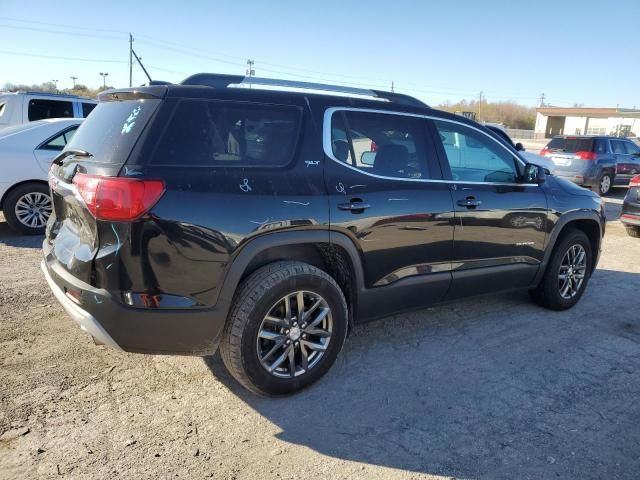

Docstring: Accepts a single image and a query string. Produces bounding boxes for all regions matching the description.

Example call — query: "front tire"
[3,182,52,235]
[530,229,593,310]
[220,261,348,396]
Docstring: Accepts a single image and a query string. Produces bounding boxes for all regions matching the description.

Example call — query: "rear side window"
[151,100,301,167]
[82,102,97,117]
[546,137,594,153]
[28,99,74,121]
[65,99,160,164]
[610,140,626,154]
[39,127,79,151]
[329,110,430,179]
[594,139,608,154]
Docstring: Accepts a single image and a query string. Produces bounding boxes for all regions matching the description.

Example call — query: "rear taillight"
[539,148,551,156]
[370,141,378,152]
[630,175,640,187]
[73,174,165,221]
[575,151,596,160]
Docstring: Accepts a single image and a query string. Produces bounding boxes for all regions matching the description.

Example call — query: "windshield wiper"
[52,149,94,166]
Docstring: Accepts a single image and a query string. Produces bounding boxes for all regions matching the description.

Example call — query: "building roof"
[537,106,640,117]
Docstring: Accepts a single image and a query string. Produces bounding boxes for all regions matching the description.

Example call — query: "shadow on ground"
[0,219,43,249]
[204,269,640,479]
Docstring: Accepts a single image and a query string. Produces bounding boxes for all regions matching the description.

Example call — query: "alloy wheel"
[256,290,333,378]
[558,244,587,300]
[600,175,611,195]
[14,192,52,229]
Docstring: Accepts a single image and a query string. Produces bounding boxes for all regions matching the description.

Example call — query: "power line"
[0,16,130,34]
[0,23,123,40]
[0,49,127,64]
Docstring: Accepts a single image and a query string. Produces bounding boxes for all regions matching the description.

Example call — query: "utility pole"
[99,72,109,88]
[478,91,483,121]
[129,33,133,87]
[246,59,255,77]
[539,93,546,107]
[391,81,395,93]
[51,79,58,92]
[70,76,78,88]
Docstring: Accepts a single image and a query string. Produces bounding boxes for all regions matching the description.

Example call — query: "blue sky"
[0,0,638,107]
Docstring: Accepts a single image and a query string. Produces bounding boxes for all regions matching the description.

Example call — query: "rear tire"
[592,172,613,196]
[530,229,593,310]
[3,182,52,235]
[220,261,348,396]
[626,225,640,238]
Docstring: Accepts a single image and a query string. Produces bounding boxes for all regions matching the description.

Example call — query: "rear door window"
[28,99,74,121]
[611,140,626,154]
[65,99,160,164]
[329,110,431,179]
[151,100,301,167]
[546,137,594,153]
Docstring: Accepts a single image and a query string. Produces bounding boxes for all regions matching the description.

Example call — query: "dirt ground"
[1,190,639,480]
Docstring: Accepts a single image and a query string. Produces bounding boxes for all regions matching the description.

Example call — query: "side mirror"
[524,163,545,184]
[515,142,526,152]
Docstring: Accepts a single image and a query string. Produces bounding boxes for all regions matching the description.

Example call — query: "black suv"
[42,74,605,395]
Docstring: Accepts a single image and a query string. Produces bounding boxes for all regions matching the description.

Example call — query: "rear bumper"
[555,173,595,187]
[614,174,634,186]
[41,258,226,355]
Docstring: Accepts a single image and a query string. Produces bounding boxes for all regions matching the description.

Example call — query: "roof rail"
[180,73,428,108]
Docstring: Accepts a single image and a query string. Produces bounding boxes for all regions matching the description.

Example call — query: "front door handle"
[338,198,371,213]
[457,196,482,208]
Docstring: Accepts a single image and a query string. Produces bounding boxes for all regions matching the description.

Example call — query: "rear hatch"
[540,137,595,173]
[44,89,164,283]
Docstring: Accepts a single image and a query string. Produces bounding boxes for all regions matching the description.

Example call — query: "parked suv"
[540,135,640,195]
[0,91,96,129]
[42,74,605,395]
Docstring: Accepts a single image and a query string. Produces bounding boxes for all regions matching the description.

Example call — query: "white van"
[0,92,97,129]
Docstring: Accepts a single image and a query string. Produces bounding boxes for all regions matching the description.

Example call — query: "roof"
[537,106,640,117]
[0,91,96,101]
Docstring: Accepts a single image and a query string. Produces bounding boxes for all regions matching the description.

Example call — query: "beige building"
[534,106,640,139]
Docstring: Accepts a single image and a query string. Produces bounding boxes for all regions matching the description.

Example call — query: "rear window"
[65,99,160,164]
[546,137,594,153]
[150,100,301,167]
[28,99,74,121]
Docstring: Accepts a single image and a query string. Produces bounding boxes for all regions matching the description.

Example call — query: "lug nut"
[293,322,298,327]
[286,339,291,345]
[285,329,290,334]
[295,341,299,347]
[302,334,307,339]
[301,323,306,329]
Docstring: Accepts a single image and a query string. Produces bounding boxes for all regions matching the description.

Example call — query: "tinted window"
[65,99,160,164]
[82,102,97,117]
[546,137,594,153]
[611,140,626,154]
[151,100,301,167]
[594,139,608,154]
[434,120,518,183]
[28,99,73,121]
[331,111,430,179]
[623,141,640,155]
[39,127,78,151]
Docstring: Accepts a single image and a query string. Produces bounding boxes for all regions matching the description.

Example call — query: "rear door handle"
[338,199,371,212]
[457,197,482,208]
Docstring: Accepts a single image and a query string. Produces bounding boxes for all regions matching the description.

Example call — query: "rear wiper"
[52,149,94,165]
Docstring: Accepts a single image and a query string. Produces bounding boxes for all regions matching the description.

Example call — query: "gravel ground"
[1,190,638,480]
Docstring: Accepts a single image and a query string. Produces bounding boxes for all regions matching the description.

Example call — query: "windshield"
[65,99,160,164]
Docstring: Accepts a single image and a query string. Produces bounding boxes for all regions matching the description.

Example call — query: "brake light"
[73,174,165,221]
[370,141,378,152]
[630,175,640,187]
[540,148,551,156]
[575,151,596,160]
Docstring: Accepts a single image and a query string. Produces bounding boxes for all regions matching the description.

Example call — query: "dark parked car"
[43,74,605,395]
[540,135,640,195]
[621,174,640,237]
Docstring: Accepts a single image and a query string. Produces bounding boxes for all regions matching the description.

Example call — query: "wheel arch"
[0,179,49,210]
[216,230,365,326]
[535,211,603,285]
